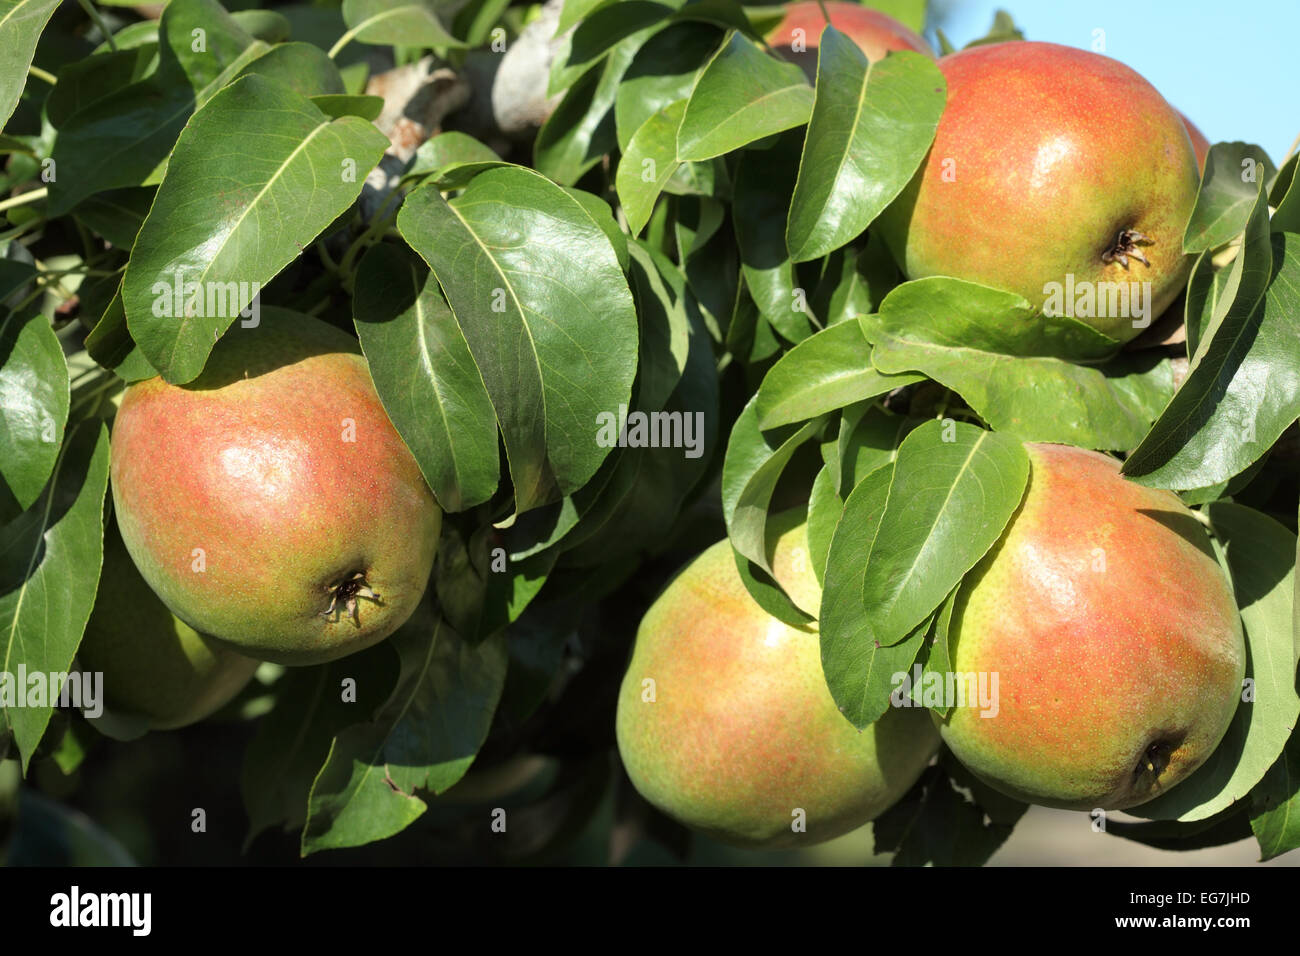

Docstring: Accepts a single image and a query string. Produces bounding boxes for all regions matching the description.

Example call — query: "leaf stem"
[27,64,57,86]
[0,187,47,214]
[327,26,362,60]
[76,0,118,52]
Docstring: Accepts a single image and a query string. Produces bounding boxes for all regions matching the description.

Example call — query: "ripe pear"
[936,443,1245,811]
[77,520,259,730]
[767,1,935,80]
[876,42,1200,345]
[616,512,939,848]
[110,311,441,666]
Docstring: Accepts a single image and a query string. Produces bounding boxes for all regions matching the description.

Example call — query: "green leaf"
[627,241,690,413]
[1250,732,1300,862]
[961,9,1023,48]
[809,233,898,326]
[0,0,60,129]
[123,73,388,383]
[535,26,654,186]
[0,310,68,518]
[617,99,687,235]
[310,93,385,121]
[83,286,158,383]
[340,0,467,49]
[865,279,1174,451]
[241,644,401,848]
[1270,154,1300,236]
[301,618,507,854]
[614,21,721,151]
[353,242,500,513]
[557,0,616,33]
[805,461,839,585]
[720,395,820,582]
[856,420,1028,648]
[46,0,268,216]
[70,188,154,251]
[786,37,943,262]
[909,586,958,715]
[397,167,638,515]
[232,41,347,98]
[819,461,930,728]
[733,132,815,342]
[755,319,920,429]
[1183,143,1277,254]
[46,48,155,130]
[832,402,911,493]
[676,30,814,161]
[406,130,501,183]
[549,1,675,96]
[0,421,110,771]
[230,8,293,42]
[1123,219,1295,491]
[1132,503,1299,822]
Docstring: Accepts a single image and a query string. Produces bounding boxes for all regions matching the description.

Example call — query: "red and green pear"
[766,1,935,80]
[77,520,259,730]
[616,511,939,848]
[937,443,1245,811]
[876,42,1201,344]
[110,311,441,666]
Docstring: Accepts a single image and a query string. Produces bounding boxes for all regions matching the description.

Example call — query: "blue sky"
[927,0,1297,163]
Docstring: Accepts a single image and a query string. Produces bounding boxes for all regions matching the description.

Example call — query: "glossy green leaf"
[627,241,690,413]
[340,0,466,49]
[676,30,814,161]
[123,73,387,383]
[397,167,638,514]
[819,461,930,729]
[353,242,500,514]
[756,319,920,429]
[865,279,1173,451]
[733,133,815,342]
[720,395,821,586]
[47,0,269,215]
[1250,733,1300,862]
[406,130,501,183]
[1124,217,1296,491]
[614,21,721,150]
[0,0,60,128]
[232,41,347,98]
[1183,143,1277,253]
[0,310,68,518]
[301,617,507,853]
[557,0,616,33]
[1270,154,1300,235]
[46,48,155,130]
[310,93,385,121]
[549,0,674,96]
[0,421,109,771]
[535,27,652,186]
[857,420,1027,648]
[786,37,943,262]
[617,99,686,235]
[1132,503,1299,822]
[241,643,400,847]
[71,188,154,250]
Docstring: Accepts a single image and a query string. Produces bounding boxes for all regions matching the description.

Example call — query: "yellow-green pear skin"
[616,513,940,848]
[77,521,259,730]
[937,444,1246,811]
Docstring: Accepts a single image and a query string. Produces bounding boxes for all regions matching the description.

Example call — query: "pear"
[877,42,1200,346]
[617,512,939,848]
[110,311,441,666]
[937,444,1245,810]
